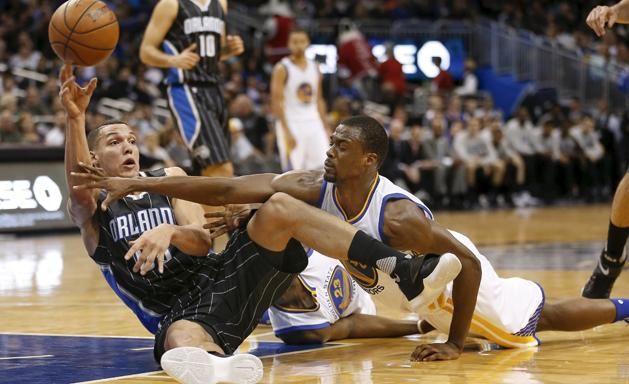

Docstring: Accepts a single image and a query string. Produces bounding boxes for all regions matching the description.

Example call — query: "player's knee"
[278,329,328,345]
[537,303,558,331]
[260,192,298,223]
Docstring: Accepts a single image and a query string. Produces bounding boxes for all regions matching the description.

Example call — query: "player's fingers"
[60,63,72,82]
[204,212,227,218]
[124,241,141,260]
[203,219,226,230]
[84,78,98,94]
[597,10,608,35]
[62,76,76,90]
[184,43,197,52]
[209,223,228,234]
[416,345,436,361]
[77,162,98,174]
[141,249,158,275]
[133,251,145,272]
[157,253,164,274]
[101,193,116,211]
[209,226,229,239]
[422,352,441,361]
[609,11,617,28]
[70,170,98,180]
[588,9,602,36]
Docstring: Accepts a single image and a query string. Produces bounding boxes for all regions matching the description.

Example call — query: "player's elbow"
[139,44,155,65]
[139,46,150,65]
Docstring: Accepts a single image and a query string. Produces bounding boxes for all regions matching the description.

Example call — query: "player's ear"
[365,152,378,168]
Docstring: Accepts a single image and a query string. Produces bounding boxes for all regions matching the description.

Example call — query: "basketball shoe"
[161,347,263,384]
[582,249,626,299]
[392,252,462,303]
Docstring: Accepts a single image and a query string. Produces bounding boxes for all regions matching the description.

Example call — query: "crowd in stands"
[0,0,627,211]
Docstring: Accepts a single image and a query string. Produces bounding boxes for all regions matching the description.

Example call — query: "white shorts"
[411,231,545,348]
[269,252,376,336]
[276,118,328,172]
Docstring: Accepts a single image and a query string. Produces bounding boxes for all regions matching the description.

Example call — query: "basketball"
[48,0,119,66]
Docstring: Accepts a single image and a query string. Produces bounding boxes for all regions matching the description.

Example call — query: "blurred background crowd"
[0,0,627,211]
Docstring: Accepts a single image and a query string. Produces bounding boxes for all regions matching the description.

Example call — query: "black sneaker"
[582,250,625,299]
[391,253,462,302]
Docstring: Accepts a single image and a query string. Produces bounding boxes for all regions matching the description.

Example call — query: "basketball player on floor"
[77,115,629,362]
[271,28,330,171]
[269,250,423,345]
[74,115,483,362]
[139,0,242,178]
[61,66,451,383]
[582,0,629,298]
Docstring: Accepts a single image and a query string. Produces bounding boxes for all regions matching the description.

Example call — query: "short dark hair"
[87,119,128,150]
[289,27,309,38]
[339,115,389,169]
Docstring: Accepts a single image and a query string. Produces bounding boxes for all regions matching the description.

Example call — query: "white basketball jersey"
[318,175,434,309]
[281,57,320,122]
[269,251,376,336]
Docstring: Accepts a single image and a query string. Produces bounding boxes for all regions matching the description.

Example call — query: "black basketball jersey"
[91,169,209,333]
[162,0,225,85]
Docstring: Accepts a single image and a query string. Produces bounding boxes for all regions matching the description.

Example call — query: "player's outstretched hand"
[59,63,97,119]
[586,5,618,36]
[124,225,175,275]
[204,204,251,239]
[71,162,136,211]
[411,342,461,362]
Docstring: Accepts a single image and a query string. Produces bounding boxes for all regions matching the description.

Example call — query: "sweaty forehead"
[333,124,362,142]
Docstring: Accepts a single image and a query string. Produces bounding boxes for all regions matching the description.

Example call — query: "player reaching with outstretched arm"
[62,63,454,382]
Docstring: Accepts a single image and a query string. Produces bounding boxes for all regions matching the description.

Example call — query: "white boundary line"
[72,371,164,384]
[0,332,153,339]
[0,354,54,360]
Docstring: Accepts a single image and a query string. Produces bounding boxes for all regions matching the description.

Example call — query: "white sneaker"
[161,347,263,384]
[409,253,462,311]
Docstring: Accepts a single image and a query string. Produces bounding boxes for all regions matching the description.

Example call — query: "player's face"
[324,125,374,183]
[288,32,309,56]
[92,124,140,178]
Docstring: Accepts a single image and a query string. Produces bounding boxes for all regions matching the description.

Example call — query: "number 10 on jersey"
[199,34,216,58]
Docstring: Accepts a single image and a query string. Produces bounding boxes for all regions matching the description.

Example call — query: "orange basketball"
[48,0,119,67]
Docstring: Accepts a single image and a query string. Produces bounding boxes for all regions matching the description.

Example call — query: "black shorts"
[166,83,230,167]
[153,227,307,361]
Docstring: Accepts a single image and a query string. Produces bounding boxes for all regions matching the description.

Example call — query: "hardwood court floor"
[1,204,628,383]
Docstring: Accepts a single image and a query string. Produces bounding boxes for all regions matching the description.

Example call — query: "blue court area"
[0,333,337,384]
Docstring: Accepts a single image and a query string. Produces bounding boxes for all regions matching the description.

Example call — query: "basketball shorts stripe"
[167,84,230,167]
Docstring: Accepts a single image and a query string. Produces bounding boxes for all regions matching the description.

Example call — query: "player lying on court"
[75,115,629,362]
[61,64,452,384]
[271,249,423,345]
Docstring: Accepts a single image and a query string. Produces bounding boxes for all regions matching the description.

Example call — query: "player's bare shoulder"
[271,169,324,204]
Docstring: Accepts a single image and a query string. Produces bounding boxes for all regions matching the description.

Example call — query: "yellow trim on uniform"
[273,275,320,313]
[333,174,379,223]
[438,299,539,349]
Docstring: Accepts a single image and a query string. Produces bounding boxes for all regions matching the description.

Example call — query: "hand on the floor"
[124,224,175,274]
[411,342,461,362]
